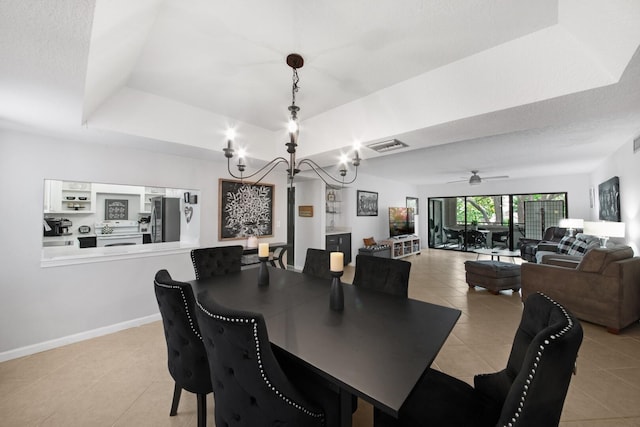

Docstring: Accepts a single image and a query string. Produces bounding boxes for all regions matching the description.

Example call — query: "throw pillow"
[556,236,576,254]
[567,234,600,256]
[363,237,376,246]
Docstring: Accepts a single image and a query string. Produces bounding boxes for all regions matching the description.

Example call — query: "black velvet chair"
[374,292,583,427]
[352,254,411,297]
[195,298,341,427]
[190,245,243,279]
[154,270,212,427]
[302,248,333,279]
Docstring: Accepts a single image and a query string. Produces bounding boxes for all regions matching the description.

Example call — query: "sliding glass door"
[428,192,567,252]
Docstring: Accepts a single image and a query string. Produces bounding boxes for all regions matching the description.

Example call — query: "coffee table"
[474,248,521,262]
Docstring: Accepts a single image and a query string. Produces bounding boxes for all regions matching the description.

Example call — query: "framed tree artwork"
[357,190,378,216]
[598,176,621,222]
[219,179,274,240]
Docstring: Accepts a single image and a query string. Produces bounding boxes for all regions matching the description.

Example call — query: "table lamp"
[583,221,625,247]
[559,218,584,236]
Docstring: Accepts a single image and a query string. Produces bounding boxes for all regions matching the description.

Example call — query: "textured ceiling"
[1,0,640,185]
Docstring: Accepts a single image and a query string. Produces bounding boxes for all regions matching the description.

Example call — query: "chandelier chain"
[291,68,299,106]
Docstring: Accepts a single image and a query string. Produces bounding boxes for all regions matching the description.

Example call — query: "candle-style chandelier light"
[223,53,361,185]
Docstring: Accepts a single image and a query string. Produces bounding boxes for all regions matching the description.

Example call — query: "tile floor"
[1,248,640,426]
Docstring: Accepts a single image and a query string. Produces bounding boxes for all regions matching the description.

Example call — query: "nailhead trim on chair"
[501,292,575,427]
[190,251,201,280]
[196,301,325,423]
[155,280,202,341]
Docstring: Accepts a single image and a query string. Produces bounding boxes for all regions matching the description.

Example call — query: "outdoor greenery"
[455,193,566,225]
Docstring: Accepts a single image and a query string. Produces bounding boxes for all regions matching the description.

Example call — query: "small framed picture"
[357,190,378,216]
[298,205,314,217]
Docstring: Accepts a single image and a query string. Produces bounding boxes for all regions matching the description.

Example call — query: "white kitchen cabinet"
[142,187,166,213]
[45,180,95,214]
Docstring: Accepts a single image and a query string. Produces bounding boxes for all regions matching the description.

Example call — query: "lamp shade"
[559,218,584,229]
[583,221,625,238]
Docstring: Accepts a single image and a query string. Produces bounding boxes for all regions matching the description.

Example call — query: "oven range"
[95,221,143,247]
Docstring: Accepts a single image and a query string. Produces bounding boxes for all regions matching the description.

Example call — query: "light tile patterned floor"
[1,248,639,426]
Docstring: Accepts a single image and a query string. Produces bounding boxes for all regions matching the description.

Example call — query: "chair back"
[474,292,583,426]
[444,227,460,241]
[491,230,509,247]
[462,229,486,247]
[302,248,332,279]
[191,245,243,279]
[352,254,411,297]
[154,269,212,395]
[195,299,326,427]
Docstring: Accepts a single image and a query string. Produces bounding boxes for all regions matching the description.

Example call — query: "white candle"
[330,252,344,272]
[259,243,269,258]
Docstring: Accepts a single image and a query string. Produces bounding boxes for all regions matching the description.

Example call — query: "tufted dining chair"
[352,254,411,297]
[374,292,583,427]
[190,245,243,279]
[154,269,212,427]
[302,248,333,280]
[195,298,341,427]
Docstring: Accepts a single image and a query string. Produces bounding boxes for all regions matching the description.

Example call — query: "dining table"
[191,266,461,427]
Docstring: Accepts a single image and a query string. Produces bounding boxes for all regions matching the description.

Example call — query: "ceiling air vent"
[634,135,640,154]
[366,139,409,153]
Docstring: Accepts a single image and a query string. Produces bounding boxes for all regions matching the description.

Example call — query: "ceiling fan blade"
[483,175,509,180]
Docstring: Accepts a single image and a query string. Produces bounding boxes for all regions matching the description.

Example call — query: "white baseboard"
[0,313,162,363]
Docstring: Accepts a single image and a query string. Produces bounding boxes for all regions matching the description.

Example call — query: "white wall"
[589,137,640,254]
[0,129,288,360]
[340,175,419,262]
[293,179,325,270]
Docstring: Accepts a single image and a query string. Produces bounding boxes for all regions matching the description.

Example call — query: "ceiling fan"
[447,170,509,185]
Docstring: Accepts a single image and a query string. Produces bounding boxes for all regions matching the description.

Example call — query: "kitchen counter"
[325,227,351,235]
[42,235,77,247]
[41,240,199,267]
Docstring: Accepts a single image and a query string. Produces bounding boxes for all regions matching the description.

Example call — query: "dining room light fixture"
[223,53,361,185]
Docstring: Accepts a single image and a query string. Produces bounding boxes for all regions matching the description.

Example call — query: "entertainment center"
[380,235,421,259]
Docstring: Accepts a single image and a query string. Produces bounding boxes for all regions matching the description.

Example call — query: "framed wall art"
[219,179,274,240]
[598,176,621,222]
[105,199,128,220]
[357,190,378,216]
[298,205,313,217]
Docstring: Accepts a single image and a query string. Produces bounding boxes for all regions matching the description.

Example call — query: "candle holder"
[329,270,344,311]
[258,256,269,286]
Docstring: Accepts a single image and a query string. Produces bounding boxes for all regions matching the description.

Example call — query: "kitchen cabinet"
[45,180,95,214]
[78,236,97,248]
[325,232,351,265]
[142,187,166,213]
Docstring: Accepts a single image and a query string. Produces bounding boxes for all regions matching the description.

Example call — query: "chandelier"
[223,53,361,185]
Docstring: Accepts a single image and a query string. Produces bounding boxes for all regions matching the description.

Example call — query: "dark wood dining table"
[191,267,461,427]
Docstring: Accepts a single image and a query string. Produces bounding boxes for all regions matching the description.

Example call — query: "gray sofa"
[521,246,640,333]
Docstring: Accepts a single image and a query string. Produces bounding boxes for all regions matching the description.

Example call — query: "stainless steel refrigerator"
[150,197,181,243]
